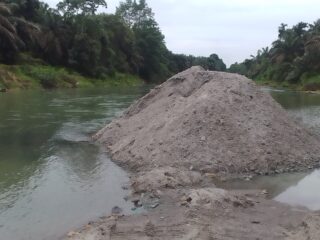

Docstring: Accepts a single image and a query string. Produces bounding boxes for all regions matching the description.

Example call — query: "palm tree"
[304,35,320,71]
[0,3,22,62]
[0,2,39,63]
[271,30,302,64]
[37,6,70,65]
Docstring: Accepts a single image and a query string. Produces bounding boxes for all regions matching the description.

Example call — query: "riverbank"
[254,75,320,92]
[66,188,319,240]
[0,64,144,91]
[65,67,320,240]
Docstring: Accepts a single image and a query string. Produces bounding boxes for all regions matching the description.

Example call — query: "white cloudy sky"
[45,0,319,66]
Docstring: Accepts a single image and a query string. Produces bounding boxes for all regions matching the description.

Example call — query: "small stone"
[99,227,106,235]
[151,203,159,208]
[112,206,123,215]
[67,231,78,238]
[261,190,268,195]
[122,185,129,190]
[245,175,253,181]
[156,190,163,197]
[233,201,242,207]
[251,220,261,224]
[205,173,217,179]
[133,200,143,208]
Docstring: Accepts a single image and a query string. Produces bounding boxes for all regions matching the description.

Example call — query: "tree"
[0,0,229,85]
[304,35,320,71]
[37,6,71,65]
[207,54,226,71]
[116,0,169,81]
[0,2,39,63]
[134,18,169,81]
[116,0,153,28]
[57,0,107,16]
[228,20,320,86]
[12,0,41,22]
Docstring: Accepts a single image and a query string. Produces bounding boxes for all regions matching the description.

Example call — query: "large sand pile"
[94,66,320,180]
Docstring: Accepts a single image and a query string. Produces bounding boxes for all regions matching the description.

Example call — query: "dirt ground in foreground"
[65,187,320,240]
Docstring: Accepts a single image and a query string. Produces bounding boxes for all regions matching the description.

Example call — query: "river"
[0,86,320,239]
[0,87,150,240]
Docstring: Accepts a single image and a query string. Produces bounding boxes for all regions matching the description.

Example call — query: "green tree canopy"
[116,0,153,28]
[228,19,320,87]
[57,0,107,16]
[0,0,227,85]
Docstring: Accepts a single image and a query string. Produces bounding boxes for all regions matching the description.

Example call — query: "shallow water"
[0,87,150,240]
[220,88,320,211]
[275,170,320,210]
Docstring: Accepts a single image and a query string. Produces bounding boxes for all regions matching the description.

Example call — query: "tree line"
[0,0,226,84]
[229,20,320,90]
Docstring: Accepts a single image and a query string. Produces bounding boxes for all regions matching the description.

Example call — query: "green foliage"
[0,0,227,89]
[168,52,226,74]
[0,62,143,90]
[116,0,153,28]
[301,73,320,91]
[19,65,77,88]
[195,54,226,71]
[229,19,320,90]
[0,2,39,63]
[116,0,169,82]
[57,0,107,16]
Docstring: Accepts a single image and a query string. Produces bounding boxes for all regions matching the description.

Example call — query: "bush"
[20,65,78,89]
[301,73,320,91]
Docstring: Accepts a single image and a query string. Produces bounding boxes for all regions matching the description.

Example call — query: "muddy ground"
[65,187,320,240]
[65,67,320,240]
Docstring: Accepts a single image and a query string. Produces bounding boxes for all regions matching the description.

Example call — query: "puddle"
[275,170,320,210]
[217,170,320,210]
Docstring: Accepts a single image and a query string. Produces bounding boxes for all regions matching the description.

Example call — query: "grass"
[254,78,299,90]
[301,74,320,91]
[0,63,144,90]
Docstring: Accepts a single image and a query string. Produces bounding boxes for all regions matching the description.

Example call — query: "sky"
[44,0,320,66]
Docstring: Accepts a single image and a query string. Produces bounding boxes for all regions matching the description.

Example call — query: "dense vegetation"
[229,20,320,90]
[0,0,226,89]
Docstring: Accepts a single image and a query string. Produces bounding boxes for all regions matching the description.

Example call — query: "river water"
[1,86,320,239]
[0,87,150,240]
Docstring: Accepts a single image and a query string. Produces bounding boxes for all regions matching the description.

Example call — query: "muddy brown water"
[0,86,320,240]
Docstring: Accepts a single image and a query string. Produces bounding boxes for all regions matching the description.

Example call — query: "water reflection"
[267,88,320,135]
[264,87,320,109]
[275,170,320,210]
[217,169,320,210]
[216,171,308,198]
